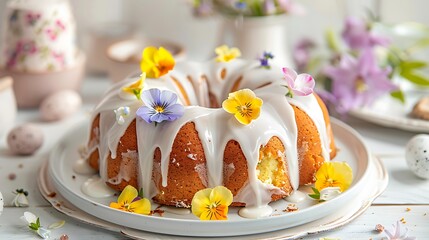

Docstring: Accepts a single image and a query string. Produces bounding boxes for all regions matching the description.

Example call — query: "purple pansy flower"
[342,16,390,50]
[324,49,397,113]
[384,221,416,240]
[136,88,184,124]
[282,67,315,97]
[234,1,247,10]
[259,51,274,69]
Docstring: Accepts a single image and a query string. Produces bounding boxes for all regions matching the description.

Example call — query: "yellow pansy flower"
[122,73,145,100]
[140,46,175,78]
[109,185,151,215]
[191,186,233,220]
[222,89,263,125]
[215,45,241,62]
[314,162,353,192]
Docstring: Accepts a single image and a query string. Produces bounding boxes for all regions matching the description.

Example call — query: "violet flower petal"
[136,106,155,123]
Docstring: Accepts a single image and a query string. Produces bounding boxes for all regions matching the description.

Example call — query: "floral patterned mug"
[0,0,77,72]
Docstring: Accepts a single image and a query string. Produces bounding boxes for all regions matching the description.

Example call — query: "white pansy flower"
[12,189,29,207]
[114,106,131,125]
[319,187,342,201]
[20,211,51,239]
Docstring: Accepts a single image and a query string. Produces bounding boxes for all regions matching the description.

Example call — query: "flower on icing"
[109,185,151,214]
[259,51,274,69]
[222,89,263,125]
[121,73,146,100]
[314,162,353,192]
[319,187,342,201]
[140,46,175,78]
[282,67,315,97]
[384,221,416,240]
[20,211,51,239]
[191,186,233,220]
[12,188,29,207]
[114,107,130,125]
[136,88,184,124]
[308,186,342,202]
[215,45,241,62]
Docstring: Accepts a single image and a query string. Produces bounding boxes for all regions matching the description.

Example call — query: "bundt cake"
[85,59,337,210]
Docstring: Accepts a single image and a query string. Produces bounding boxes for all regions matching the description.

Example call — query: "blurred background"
[1,0,428,61]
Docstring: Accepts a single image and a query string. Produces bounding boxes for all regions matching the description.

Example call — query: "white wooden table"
[0,76,428,239]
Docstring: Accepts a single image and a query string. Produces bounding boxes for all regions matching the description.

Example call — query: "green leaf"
[390,90,406,104]
[138,188,144,198]
[400,70,429,86]
[29,223,38,231]
[308,187,320,200]
[400,60,427,70]
[407,37,429,54]
[325,29,341,52]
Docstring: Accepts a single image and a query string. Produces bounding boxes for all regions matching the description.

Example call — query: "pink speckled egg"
[7,124,43,155]
[406,134,429,179]
[40,90,82,122]
[0,191,3,215]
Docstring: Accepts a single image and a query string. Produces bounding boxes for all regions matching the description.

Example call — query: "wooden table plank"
[374,156,429,205]
[0,205,427,239]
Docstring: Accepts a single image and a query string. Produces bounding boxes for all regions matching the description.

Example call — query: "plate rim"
[349,96,429,133]
[38,154,388,240]
[47,118,373,237]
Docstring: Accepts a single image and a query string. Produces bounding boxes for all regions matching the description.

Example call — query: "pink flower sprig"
[282,67,315,98]
[384,221,416,240]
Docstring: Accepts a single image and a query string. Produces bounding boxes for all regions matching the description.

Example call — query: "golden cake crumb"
[283,203,298,212]
[374,224,384,233]
[406,207,411,212]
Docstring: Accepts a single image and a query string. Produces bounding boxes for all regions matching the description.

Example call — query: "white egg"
[406,134,429,179]
[40,90,82,122]
[0,191,3,215]
[7,124,44,155]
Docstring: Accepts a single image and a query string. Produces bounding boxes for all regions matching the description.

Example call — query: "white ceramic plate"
[350,90,429,133]
[48,118,372,237]
[39,154,387,240]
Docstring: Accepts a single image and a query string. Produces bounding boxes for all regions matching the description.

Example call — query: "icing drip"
[81,175,116,198]
[284,190,306,203]
[107,150,138,185]
[159,206,191,215]
[73,158,97,175]
[88,59,332,218]
[238,205,273,219]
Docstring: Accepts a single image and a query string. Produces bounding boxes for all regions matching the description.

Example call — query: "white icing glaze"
[284,190,306,203]
[73,158,97,175]
[159,206,191,215]
[81,175,116,198]
[86,59,332,218]
[238,205,273,219]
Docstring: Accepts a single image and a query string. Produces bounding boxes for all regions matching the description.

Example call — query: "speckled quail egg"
[405,134,429,179]
[0,191,3,215]
[40,90,82,122]
[7,124,43,155]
